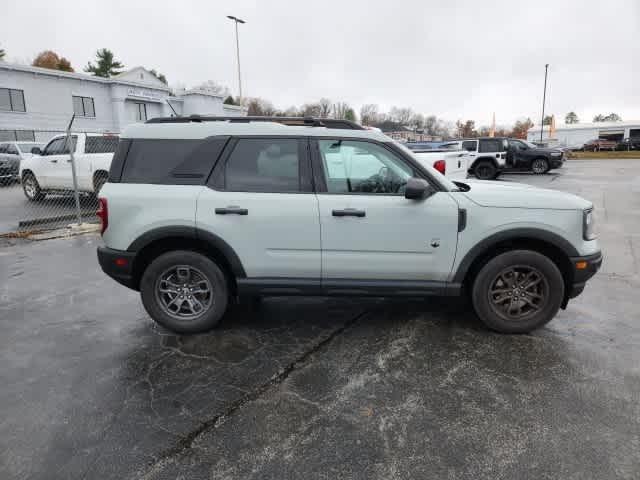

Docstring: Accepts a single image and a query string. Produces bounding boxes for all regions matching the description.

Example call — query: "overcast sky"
[4,0,639,126]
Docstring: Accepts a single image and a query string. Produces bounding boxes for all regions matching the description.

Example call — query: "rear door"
[196,136,321,282]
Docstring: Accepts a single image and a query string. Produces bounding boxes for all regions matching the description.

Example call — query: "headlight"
[550,152,562,156]
[583,208,597,240]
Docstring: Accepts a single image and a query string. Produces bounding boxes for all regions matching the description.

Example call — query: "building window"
[135,103,147,122]
[0,130,35,141]
[72,96,96,117]
[0,88,26,112]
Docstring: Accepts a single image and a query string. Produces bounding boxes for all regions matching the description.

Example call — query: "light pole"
[540,63,549,142]
[227,15,245,106]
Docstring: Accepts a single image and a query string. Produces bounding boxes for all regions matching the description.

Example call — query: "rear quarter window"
[85,136,120,154]
[478,139,502,153]
[117,137,228,185]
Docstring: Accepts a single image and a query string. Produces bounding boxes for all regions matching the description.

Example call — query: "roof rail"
[145,115,365,130]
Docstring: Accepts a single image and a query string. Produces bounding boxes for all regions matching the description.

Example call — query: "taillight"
[433,159,446,175]
[97,198,108,235]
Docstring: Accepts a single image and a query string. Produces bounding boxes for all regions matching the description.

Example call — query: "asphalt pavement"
[0,182,98,234]
[1,159,639,479]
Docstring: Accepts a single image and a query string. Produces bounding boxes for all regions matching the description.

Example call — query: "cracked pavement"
[1,159,639,479]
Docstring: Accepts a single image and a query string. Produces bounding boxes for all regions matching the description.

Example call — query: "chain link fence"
[0,126,119,236]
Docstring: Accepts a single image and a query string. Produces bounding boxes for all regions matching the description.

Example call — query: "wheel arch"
[127,227,246,293]
[453,228,578,302]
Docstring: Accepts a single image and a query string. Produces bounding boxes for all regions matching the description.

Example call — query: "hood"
[460,180,592,210]
[531,147,563,154]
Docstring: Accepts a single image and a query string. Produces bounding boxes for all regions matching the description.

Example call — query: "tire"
[22,173,46,201]
[473,161,497,180]
[471,250,564,334]
[531,158,549,174]
[140,250,229,334]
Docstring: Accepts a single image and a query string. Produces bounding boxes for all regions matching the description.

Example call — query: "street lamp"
[227,15,245,105]
[540,64,549,142]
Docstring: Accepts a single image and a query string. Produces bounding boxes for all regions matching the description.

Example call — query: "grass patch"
[568,151,640,159]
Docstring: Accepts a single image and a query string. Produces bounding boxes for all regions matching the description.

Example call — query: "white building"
[528,121,640,149]
[0,62,245,141]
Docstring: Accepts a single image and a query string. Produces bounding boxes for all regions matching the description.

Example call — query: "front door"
[313,138,460,283]
[40,136,76,189]
[196,137,321,282]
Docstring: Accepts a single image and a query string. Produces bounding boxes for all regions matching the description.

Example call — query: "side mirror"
[405,177,433,200]
[31,147,42,155]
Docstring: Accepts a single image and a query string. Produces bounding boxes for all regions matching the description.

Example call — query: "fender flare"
[452,227,579,283]
[127,226,246,278]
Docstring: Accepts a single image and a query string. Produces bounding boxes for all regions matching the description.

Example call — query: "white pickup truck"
[20,133,119,201]
[408,147,472,180]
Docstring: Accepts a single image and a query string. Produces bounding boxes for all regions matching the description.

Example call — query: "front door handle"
[215,206,248,215]
[50,159,58,163]
[332,208,365,218]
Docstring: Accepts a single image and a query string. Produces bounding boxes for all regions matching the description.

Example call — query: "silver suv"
[97,116,602,334]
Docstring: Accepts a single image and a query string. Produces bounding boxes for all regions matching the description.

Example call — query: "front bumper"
[97,246,137,290]
[550,156,564,168]
[0,167,18,179]
[567,251,603,299]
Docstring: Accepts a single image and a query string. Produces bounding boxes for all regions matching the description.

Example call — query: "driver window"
[44,137,77,156]
[317,139,412,194]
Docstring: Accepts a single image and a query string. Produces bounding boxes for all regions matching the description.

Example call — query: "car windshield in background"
[18,143,42,152]
[85,136,120,154]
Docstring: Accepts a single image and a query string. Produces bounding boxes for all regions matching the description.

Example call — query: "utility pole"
[540,64,549,143]
[227,15,246,105]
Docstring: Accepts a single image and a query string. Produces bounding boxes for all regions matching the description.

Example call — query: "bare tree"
[410,113,425,129]
[389,106,413,126]
[245,97,276,116]
[360,104,379,126]
[318,98,332,118]
[300,103,321,117]
[194,80,231,97]
[332,102,352,120]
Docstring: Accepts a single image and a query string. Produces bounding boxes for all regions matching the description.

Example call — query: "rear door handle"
[215,206,248,215]
[332,208,365,218]
[50,159,58,163]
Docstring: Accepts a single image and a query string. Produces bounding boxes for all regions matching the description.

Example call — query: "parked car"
[446,138,509,180]
[19,133,119,201]
[0,141,44,184]
[97,115,601,335]
[583,139,617,152]
[616,137,640,151]
[505,138,565,174]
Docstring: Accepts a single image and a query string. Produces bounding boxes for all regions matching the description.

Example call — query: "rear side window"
[119,137,228,185]
[224,138,304,192]
[85,136,120,154]
[462,140,477,151]
[479,139,502,153]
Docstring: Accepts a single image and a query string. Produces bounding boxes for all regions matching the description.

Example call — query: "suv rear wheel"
[471,250,564,333]
[474,160,497,180]
[140,250,229,333]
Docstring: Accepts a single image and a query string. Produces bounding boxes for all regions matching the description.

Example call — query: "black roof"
[146,115,365,130]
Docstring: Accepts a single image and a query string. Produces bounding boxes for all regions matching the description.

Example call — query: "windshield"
[391,141,459,191]
[523,140,538,149]
[18,143,43,153]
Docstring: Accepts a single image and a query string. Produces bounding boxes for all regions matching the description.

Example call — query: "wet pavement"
[1,159,639,479]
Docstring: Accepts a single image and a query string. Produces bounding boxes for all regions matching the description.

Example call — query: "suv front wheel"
[140,250,229,333]
[471,250,564,333]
